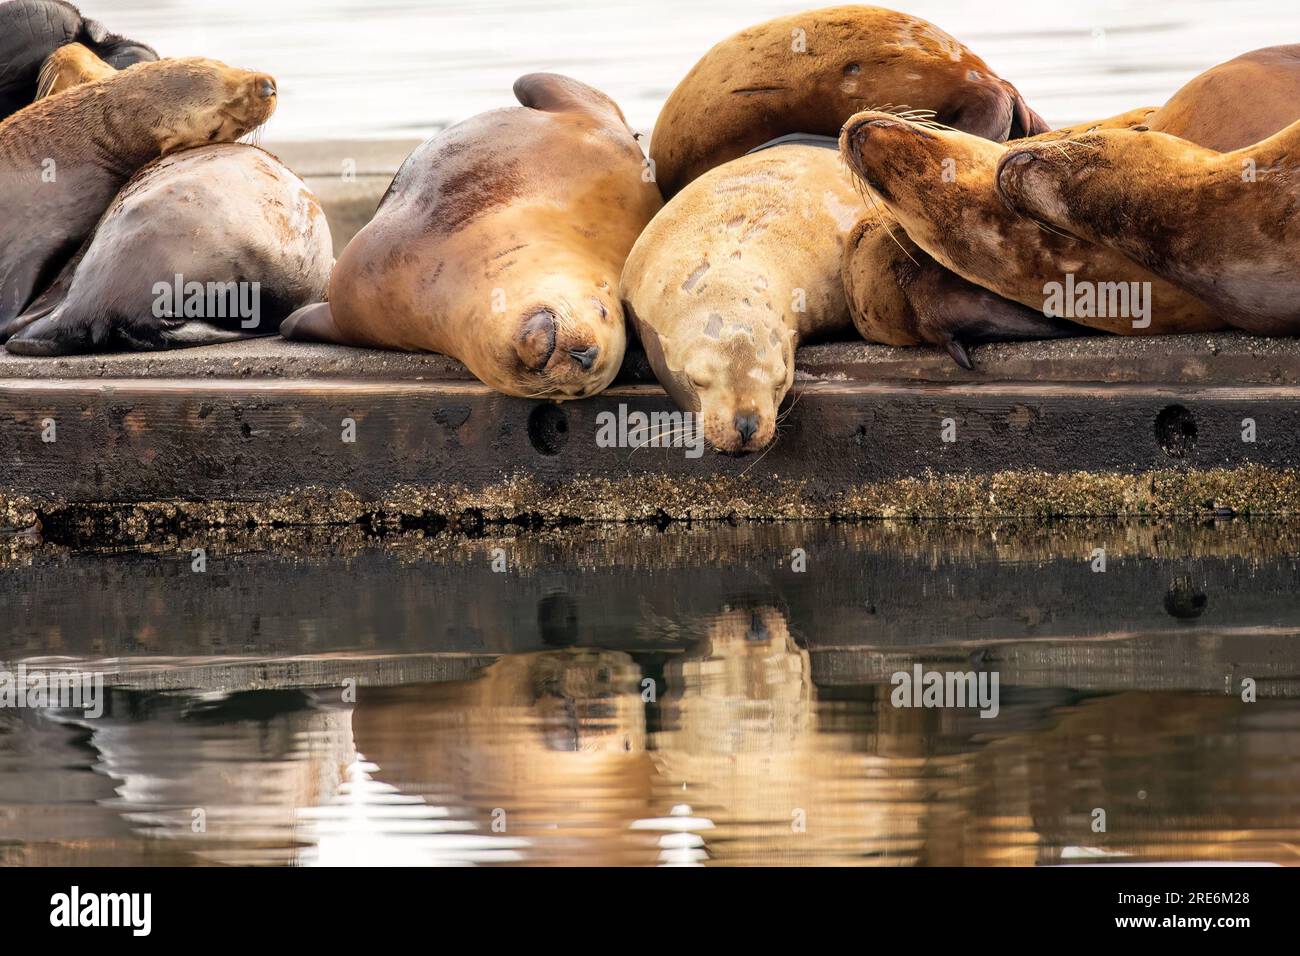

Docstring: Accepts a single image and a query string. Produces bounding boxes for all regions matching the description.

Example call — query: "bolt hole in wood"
[1154,404,1197,458]
[527,403,569,456]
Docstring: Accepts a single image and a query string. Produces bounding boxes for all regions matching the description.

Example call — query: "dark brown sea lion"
[282,74,662,400]
[838,110,1225,334]
[0,0,157,120]
[649,4,1048,198]
[996,120,1300,336]
[620,141,865,454]
[5,144,332,355]
[0,57,278,341]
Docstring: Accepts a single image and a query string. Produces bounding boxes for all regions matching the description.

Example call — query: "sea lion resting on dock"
[649,4,1048,197]
[0,57,280,343]
[996,117,1300,337]
[282,73,662,401]
[838,110,1226,335]
[0,0,157,120]
[620,141,865,454]
[4,145,333,355]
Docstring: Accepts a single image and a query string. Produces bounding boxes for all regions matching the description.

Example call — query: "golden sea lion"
[620,141,864,453]
[282,73,662,400]
[838,110,1225,334]
[5,145,333,355]
[0,57,279,341]
[35,41,115,100]
[649,5,1048,197]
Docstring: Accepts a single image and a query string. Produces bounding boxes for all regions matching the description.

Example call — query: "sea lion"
[35,41,115,100]
[649,5,1048,197]
[282,73,662,401]
[620,142,865,454]
[841,216,1088,368]
[995,120,1300,336]
[0,57,279,341]
[0,0,157,120]
[838,110,1225,334]
[1144,45,1300,152]
[4,144,332,355]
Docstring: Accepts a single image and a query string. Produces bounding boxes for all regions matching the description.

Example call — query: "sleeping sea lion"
[649,4,1048,197]
[5,144,333,355]
[282,73,662,401]
[0,57,279,341]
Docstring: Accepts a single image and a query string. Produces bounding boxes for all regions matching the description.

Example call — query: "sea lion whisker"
[739,431,779,477]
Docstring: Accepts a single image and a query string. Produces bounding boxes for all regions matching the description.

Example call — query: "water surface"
[88,0,1300,138]
[3,519,1298,866]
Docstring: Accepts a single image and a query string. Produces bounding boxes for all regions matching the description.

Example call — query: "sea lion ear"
[513,73,627,125]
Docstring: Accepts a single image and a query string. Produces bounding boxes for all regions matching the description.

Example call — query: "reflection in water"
[4,612,1299,865]
[4,516,1298,865]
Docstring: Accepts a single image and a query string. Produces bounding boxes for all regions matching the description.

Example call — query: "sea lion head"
[643,308,794,455]
[508,277,626,400]
[839,109,1020,276]
[141,58,279,154]
[995,128,1172,245]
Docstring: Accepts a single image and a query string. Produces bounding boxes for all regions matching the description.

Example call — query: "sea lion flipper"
[944,337,975,371]
[4,315,86,356]
[513,73,625,124]
[280,302,347,345]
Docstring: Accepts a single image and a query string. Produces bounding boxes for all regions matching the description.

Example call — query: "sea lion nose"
[568,346,599,370]
[734,412,759,444]
[997,149,1039,199]
[258,77,277,98]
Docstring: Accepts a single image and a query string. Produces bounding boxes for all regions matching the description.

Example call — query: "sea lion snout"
[995,146,1070,225]
[733,412,759,445]
[515,309,558,370]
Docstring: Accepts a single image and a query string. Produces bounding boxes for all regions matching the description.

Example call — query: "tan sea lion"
[0,57,279,341]
[620,141,864,454]
[5,144,332,355]
[35,41,115,100]
[838,110,1225,334]
[1145,45,1300,151]
[995,119,1300,336]
[649,5,1048,198]
[282,73,662,401]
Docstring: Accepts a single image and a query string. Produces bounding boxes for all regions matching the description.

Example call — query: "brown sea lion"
[838,110,1225,334]
[620,141,864,453]
[282,73,662,400]
[841,216,1088,367]
[1145,45,1300,152]
[996,120,1300,336]
[837,107,1157,364]
[0,0,157,120]
[649,4,1048,198]
[0,57,279,341]
[35,41,115,100]
[5,144,332,355]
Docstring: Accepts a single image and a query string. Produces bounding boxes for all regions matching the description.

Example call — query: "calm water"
[3,519,1299,866]
[86,0,1300,138]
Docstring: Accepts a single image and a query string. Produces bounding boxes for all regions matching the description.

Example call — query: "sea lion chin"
[282,73,661,401]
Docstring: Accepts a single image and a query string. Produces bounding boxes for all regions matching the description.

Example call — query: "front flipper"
[6,314,260,356]
[908,258,1091,370]
[279,302,350,345]
[513,73,626,126]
